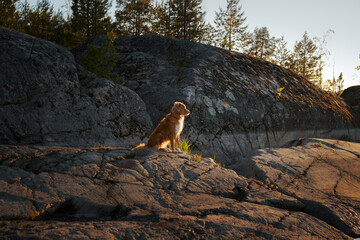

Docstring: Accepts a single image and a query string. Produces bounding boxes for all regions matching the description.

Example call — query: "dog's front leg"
[170,139,176,152]
[175,136,181,152]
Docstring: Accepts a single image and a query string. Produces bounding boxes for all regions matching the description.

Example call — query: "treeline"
[0,0,348,92]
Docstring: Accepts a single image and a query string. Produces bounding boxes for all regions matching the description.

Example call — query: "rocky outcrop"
[73,35,360,165]
[235,138,360,237]
[341,85,360,121]
[0,27,152,147]
[0,141,357,239]
[1,28,359,239]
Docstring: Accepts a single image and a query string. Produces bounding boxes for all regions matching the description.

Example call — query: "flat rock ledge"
[235,138,360,238]
[1,139,359,239]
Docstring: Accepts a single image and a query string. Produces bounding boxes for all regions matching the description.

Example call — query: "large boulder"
[0,27,152,147]
[0,143,356,239]
[341,85,360,121]
[235,138,360,237]
[73,35,360,165]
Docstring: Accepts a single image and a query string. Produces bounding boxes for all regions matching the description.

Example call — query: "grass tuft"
[179,138,192,154]
[214,162,223,168]
[313,141,323,147]
[192,154,202,162]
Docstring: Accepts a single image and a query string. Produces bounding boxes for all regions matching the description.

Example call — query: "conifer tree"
[246,27,277,60]
[271,36,291,68]
[151,0,172,36]
[151,0,205,41]
[71,0,112,40]
[0,0,20,29]
[17,0,33,33]
[199,23,217,46]
[32,0,56,40]
[16,0,65,43]
[115,0,153,36]
[170,0,205,41]
[214,0,248,51]
[356,54,360,71]
[70,0,82,33]
[290,32,320,82]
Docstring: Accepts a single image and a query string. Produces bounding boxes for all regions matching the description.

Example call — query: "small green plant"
[214,162,222,168]
[192,154,202,162]
[276,87,285,98]
[313,141,323,147]
[81,31,124,83]
[179,138,192,154]
[211,155,223,168]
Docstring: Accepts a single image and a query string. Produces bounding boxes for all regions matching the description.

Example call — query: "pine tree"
[151,0,171,36]
[271,36,291,68]
[214,0,248,51]
[199,23,217,46]
[53,17,84,49]
[148,0,205,41]
[356,54,360,71]
[290,32,320,82]
[170,0,205,41]
[71,0,112,40]
[152,0,180,38]
[17,0,32,33]
[115,0,153,36]
[70,0,82,32]
[16,0,65,43]
[246,27,277,60]
[0,0,20,29]
[33,0,56,40]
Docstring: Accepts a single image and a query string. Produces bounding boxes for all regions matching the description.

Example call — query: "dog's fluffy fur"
[133,102,190,152]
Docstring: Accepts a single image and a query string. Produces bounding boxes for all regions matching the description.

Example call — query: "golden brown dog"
[133,102,190,152]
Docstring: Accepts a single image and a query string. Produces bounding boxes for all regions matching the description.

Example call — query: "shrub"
[80,31,124,83]
[192,154,202,162]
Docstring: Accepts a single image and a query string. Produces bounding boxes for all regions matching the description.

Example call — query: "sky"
[27,0,360,88]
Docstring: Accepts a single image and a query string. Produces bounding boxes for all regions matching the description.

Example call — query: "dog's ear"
[171,102,180,113]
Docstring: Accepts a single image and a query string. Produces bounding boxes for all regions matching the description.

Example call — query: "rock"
[73,35,360,165]
[0,27,152,147]
[0,143,356,239]
[341,85,360,121]
[1,28,358,239]
[341,85,360,107]
[236,138,360,237]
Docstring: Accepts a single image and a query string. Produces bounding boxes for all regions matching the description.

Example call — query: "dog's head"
[171,102,190,116]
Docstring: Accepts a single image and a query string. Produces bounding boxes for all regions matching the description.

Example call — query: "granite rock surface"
[235,138,360,237]
[0,139,359,239]
[0,27,152,147]
[74,35,359,164]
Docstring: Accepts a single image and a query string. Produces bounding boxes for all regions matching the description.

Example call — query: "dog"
[133,102,190,152]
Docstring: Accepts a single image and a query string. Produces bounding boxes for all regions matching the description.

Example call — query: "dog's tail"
[132,143,146,151]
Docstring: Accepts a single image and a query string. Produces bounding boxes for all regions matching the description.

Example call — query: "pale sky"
[28,0,360,88]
